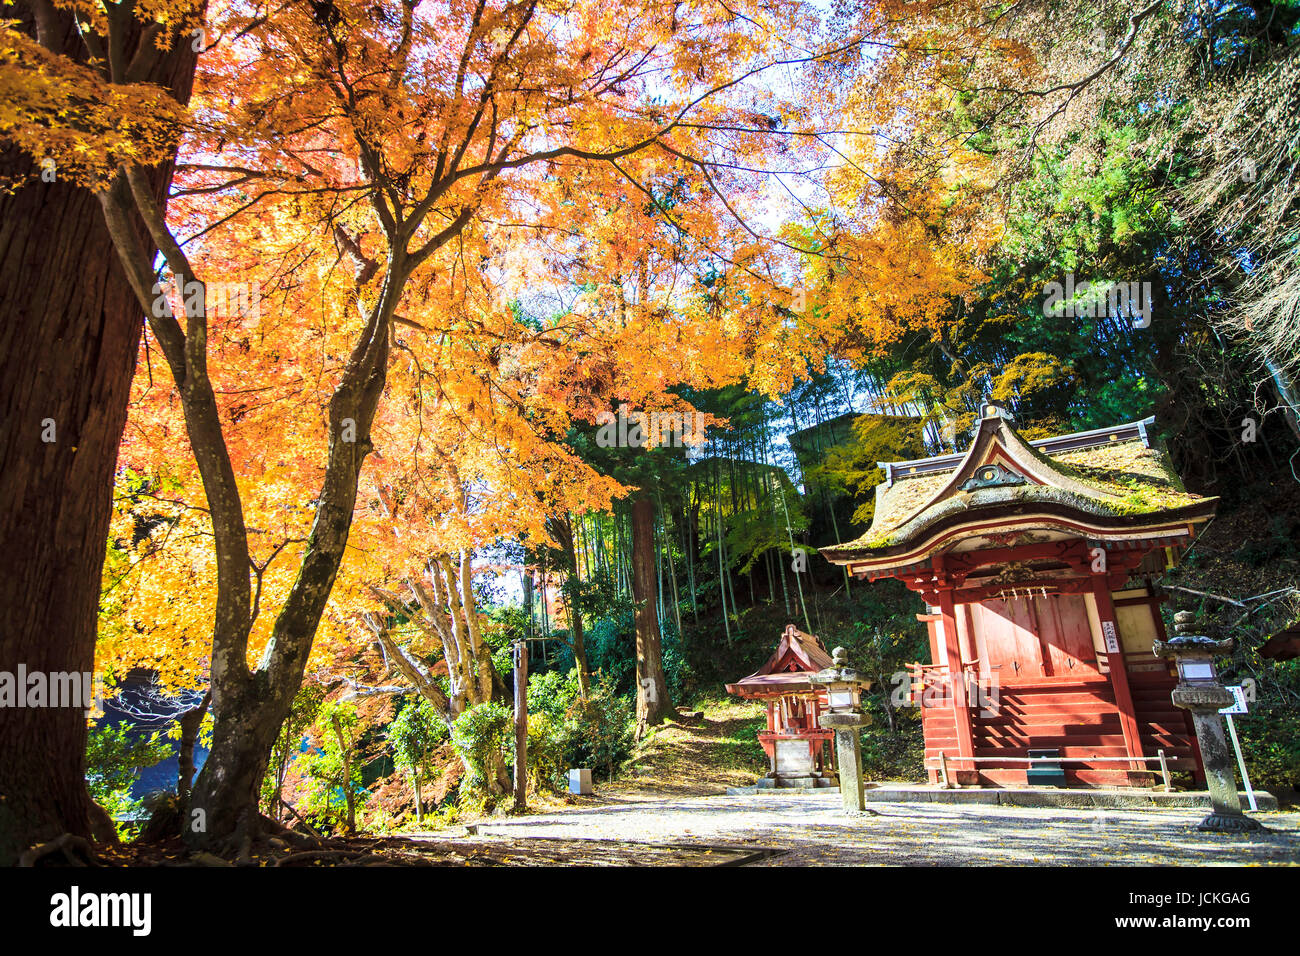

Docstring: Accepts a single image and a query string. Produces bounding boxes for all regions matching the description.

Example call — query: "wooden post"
[513,640,528,812]
[1090,575,1146,773]
[936,583,976,776]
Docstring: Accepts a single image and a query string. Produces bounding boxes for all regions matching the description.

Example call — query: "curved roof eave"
[821,492,1219,567]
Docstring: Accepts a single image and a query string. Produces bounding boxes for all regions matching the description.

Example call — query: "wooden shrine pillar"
[1090,574,1146,774]
[764,702,776,774]
[936,580,976,775]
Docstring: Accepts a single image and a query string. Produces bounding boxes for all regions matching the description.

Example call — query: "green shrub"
[1239,710,1300,793]
[85,722,173,838]
[528,668,580,718]
[451,701,513,792]
[526,668,634,781]
[860,725,926,782]
[526,712,568,792]
[299,699,367,834]
[387,696,448,821]
[563,685,634,778]
[660,625,694,702]
[584,611,637,692]
[560,607,694,704]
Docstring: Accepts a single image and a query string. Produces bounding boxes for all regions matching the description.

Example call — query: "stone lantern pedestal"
[811,647,872,812]
[1154,611,1264,833]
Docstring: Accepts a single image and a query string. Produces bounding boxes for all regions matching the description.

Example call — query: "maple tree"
[78,0,859,848]
[1,0,1295,872]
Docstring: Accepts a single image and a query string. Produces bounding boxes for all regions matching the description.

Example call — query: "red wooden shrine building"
[725,624,838,788]
[822,405,1216,787]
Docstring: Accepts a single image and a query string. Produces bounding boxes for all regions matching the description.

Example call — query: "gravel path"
[425,790,1300,865]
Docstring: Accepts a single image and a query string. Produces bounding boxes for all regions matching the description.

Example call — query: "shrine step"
[975,712,1122,729]
[978,727,1126,744]
[997,688,1117,702]
[995,697,1118,712]
[994,700,1119,714]
[752,774,839,790]
[973,743,1132,758]
[1139,727,1196,742]
[975,768,1144,788]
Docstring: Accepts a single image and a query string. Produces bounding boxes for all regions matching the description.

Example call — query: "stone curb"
[723,785,1279,811]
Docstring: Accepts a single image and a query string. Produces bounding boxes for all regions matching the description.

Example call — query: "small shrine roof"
[725,624,832,698]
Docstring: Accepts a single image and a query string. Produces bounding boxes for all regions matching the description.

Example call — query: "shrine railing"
[925,750,1181,791]
[905,661,997,713]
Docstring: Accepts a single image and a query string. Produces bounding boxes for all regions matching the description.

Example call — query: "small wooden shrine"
[822,404,1216,788]
[726,624,838,788]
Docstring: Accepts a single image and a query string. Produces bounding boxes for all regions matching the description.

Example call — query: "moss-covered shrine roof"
[821,411,1217,566]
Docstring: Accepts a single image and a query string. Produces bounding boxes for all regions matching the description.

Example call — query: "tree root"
[256,811,327,848]
[274,849,392,867]
[179,809,327,865]
[139,792,182,843]
[19,833,97,867]
[277,795,320,838]
[87,800,121,846]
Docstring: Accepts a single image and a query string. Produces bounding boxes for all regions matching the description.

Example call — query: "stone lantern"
[1153,610,1263,833]
[811,647,872,812]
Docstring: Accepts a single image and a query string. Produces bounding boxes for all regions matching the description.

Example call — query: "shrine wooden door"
[1036,594,1099,676]
[973,597,1045,678]
[972,595,1099,678]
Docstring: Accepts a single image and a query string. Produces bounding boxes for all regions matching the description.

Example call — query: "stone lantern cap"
[813,647,873,732]
[1153,610,1235,659]
[810,646,873,689]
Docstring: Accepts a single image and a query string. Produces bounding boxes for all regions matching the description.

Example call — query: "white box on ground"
[568,768,593,795]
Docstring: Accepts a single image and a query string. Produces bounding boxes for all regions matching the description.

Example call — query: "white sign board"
[775,739,814,775]
[1101,621,1121,654]
[568,768,593,795]
[1219,684,1249,715]
[1180,661,1214,681]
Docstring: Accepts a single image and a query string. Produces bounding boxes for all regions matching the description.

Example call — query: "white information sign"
[1219,684,1249,715]
[1101,620,1121,654]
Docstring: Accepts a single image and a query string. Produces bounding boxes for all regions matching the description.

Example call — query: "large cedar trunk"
[0,6,198,864]
[629,495,672,737]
